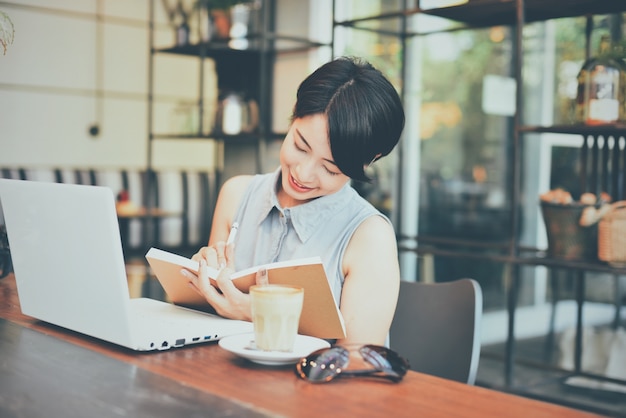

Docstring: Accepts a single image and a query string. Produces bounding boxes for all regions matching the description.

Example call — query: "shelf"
[155,34,328,59]
[334,0,624,34]
[422,0,624,29]
[519,124,626,137]
[155,43,260,59]
[399,235,626,275]
[152,131,287,141]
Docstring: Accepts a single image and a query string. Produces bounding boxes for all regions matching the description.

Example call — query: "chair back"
[390,278,483,384]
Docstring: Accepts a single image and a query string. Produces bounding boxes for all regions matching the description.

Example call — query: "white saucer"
[218,333,330,366]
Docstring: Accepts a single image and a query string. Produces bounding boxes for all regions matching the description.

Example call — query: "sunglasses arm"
[339,369,404,383]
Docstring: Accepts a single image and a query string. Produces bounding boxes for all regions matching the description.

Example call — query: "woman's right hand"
[192,240,229,270]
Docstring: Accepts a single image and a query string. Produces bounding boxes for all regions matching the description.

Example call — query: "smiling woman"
[187,56,406,347]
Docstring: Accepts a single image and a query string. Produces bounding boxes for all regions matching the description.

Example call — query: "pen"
[226,222,239,246]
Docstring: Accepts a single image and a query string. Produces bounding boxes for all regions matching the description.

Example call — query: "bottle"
[174,0,189,46]
[176,20,190,46]
[613,40,626,124]
[575,34,624,125]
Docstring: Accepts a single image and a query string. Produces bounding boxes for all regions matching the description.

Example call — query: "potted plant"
[195,0,256,40]
[0,10,14,55]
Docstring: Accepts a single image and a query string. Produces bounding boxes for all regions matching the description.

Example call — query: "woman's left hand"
[185,243,269,321]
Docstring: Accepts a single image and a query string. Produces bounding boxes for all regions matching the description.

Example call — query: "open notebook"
[0,179,252,351]
[146,247,347,340]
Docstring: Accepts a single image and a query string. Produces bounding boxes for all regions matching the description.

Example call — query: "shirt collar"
[256,167,353,243]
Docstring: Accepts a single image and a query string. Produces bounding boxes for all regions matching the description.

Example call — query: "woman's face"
[278,114,351,207]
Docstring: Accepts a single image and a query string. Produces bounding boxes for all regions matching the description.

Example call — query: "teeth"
[292,176,306,189]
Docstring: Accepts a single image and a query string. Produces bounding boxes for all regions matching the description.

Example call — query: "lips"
[289,174,313,193]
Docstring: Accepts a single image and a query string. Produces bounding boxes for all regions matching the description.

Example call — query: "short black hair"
[291,56,405,182]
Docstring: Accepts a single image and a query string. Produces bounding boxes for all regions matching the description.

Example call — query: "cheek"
[279,142,298,166]
[279,142,289,165]
[320,176,350,193]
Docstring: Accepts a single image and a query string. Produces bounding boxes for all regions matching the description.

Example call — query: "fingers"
[214,267,252,321]
[185,243,246,320]
[181,260,210,297]
[214,241,227,269]
[183,259,250,321]
[195,259,216,296]
[192,240,234,270]
[184,259,228,315]
[214,266,238,299]
[255,268,269,286]
[225,242,235,270]
[192,246,219,268]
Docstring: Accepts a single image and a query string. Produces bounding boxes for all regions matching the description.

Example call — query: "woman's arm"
[207,175,253,246]
[339,216,400,346]
[186,175,265,320]
[192,175,251,270]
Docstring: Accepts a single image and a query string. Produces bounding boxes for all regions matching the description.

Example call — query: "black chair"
[390,278,483,384]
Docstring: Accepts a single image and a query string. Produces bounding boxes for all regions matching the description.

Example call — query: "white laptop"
[0,178,252,351]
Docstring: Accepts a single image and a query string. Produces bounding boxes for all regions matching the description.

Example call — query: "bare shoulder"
[211,175,254,238]
[343,215,398,270]
[218,175,254,209]
[352,215,396,244]
[221,175,254,197]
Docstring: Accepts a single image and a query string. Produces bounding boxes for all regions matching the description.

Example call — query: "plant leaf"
[0,11,15,55]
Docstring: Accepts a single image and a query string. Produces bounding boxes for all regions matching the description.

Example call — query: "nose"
[295,156,317,183]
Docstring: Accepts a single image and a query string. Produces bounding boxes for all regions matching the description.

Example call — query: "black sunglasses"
[295,345,410,383]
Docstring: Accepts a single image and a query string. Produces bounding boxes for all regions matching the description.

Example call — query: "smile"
[289,174,314,193]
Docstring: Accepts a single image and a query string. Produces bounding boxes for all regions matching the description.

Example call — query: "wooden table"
[0,275,603,418]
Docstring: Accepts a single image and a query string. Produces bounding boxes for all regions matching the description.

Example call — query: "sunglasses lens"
[296,347,350,383]
[359,345,409,377]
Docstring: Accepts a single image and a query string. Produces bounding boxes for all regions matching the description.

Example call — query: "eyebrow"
[295,128,338,167]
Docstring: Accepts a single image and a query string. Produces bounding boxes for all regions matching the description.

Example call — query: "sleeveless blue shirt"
[232,168,388,307]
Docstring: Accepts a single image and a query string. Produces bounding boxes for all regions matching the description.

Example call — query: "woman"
[185,56,405,345]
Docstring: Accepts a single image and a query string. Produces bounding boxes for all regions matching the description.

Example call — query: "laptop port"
[192,337,200,342]
[161,341,169,348]
[175,338,185,346]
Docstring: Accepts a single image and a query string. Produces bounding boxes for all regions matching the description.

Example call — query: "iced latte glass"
[250,284,304,352]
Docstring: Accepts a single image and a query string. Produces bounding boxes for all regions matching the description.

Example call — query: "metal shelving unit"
[335,0,626,414]
[147,0,329,181]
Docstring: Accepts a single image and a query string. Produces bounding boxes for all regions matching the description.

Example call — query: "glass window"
[333,1,626,312]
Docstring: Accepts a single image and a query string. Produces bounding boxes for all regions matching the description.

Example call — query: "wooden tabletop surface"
[0,274,603,417]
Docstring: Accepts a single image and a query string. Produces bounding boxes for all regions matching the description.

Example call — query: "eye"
[324,166,340,176]
[294,141,306,153]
